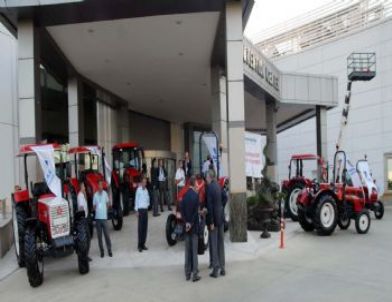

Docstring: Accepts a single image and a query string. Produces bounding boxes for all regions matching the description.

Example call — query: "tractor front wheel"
[374,201,384,220]
[298,207,314,232]
[24,227,44,287]
[314,195,338,236]
[75,218,90,275]
[355,210,371,234]
[166,214,178,246]
[337,213,351,230]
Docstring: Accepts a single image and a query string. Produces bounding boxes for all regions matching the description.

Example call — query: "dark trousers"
[159,181,170,210]
[184,232,198,278]
[138,209,148,248]
[96,219,111,253]
[209,225,225,271]
[152,187,159,215]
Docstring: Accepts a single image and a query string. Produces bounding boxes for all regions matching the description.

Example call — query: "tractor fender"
[312,189,338,208]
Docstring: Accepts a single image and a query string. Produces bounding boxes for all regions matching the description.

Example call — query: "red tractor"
[165,176,228,255]
[297,150,372,235]
[281,154,327,221]
[111,142,144,216]
[11,144,90,287]
[68,146,123,231]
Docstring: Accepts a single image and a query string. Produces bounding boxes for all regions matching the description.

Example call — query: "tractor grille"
[49,201,70,239]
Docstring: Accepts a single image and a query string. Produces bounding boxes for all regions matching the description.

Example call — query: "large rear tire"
[166,214,178,246]
[197,223,209,255]
[314,195,338,236]
[285,183,304,221]
[355,210,371,234]
[24,227,43,288]
[111,189,123,231]
[75,218,90,275]
[374,201,384,220]
[298,207,314,232]
[12,203,27,267]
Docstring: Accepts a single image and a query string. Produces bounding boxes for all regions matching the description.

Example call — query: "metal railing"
[252,0,392,59]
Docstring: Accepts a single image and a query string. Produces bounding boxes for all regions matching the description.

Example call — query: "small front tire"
[75,218,90,275]
[374,201,384,220]
[355,210,371,234]
[166,214,178,246]
[298,207,314,232]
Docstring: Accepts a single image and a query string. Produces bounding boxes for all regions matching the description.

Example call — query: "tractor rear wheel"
[12,203,27,267]
[122,189,131,216]
[166,214,178,246]
[314,195,338,236]
[337,213,351,230]
[374,201,384,220]
[298,207,314,232]
[355,210,371,234]
[24,227,44,287]
[76,218,90,275]
[285,183,304,221]
[111,206,123,231]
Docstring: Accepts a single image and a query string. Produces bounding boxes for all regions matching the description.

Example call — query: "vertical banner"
[346,159,363,188]
[31,145,62,197]
[245,132,265,178]
[356,161,377,193]
[202,135,222,176]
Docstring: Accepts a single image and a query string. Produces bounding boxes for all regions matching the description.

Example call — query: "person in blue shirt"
[135,176,150,252]
[93,180,112,258]
[180,176,201,282]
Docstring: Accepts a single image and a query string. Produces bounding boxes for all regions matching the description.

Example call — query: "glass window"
[387,157,392,191]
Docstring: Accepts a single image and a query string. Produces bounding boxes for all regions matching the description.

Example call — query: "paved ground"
[0,207,391,302]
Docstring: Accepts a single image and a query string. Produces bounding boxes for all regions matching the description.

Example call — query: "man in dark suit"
[180,176,201,282]
[157,159,171,211]
[206,169,225,278]
[184,151,193,179]
[150,159,160,217]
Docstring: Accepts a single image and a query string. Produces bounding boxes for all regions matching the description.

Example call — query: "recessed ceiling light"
[178,52,184,56]
[87,28,95,33]
[126,82,131,86]
[104,59,111,63]
[201,83,207,87]
[175,20,183,25]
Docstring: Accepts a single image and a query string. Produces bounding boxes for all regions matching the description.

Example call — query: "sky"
[245,0,335,41]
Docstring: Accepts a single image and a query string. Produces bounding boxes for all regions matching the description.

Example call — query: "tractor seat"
[32,182,51,197]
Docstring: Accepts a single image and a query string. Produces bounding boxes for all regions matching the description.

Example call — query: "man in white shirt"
[175,160,186,195]
[135,176,150,252]
[77,183,88,218]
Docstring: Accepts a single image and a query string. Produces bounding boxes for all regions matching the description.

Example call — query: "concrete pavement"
[0,208,391,302]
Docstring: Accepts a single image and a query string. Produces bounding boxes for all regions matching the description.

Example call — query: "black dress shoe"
[186,275,191,281]
[138,248,143,253]
[142,246,148,251]
[209,270,218,278]
[100,252,104,258]
[220,269,226,276]
[208,264,213,269]
[153,213,160,217]
[108,251,113,257]
[87,256,93,262]
[192,275,201,282]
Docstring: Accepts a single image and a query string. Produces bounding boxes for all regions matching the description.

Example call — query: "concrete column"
[316,105,328,180]
[225,1,247,242]
[68,77,84,146]
[17,19,40,145]
[117,105,130,142]
[170,123,184,161]
[211,67,228,177]
[265,100,278,182]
